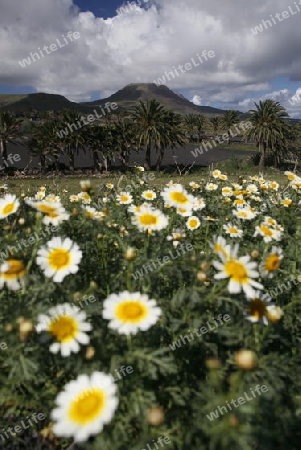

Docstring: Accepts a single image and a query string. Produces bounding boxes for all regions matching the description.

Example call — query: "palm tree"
[183,114,197,142]
[210,116,220,137]
[111,120,135,168]
[32,121,65,172]
[195,114,207,142]
[222,110,240,144]
[29,125,53,172]
[59,110,86,172]
[245,100,289,172]
[0,111,22,169]
[131,99,168,170]
[154,111,187,171]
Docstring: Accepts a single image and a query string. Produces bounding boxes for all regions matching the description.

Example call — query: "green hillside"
[0,93,91,113]
[81,83,230,117]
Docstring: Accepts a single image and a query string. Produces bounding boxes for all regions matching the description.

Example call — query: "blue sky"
[1,0,301,116]
[74,0,120,18]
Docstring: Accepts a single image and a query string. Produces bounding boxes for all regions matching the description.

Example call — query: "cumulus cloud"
[191,95,202,106]
[1,0,301,115]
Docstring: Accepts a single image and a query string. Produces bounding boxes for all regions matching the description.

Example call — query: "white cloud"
[0,0,301,115]
[191,95,202,106]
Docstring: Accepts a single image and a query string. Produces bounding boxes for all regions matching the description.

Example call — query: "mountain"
[0,84,243,117]
[0,93,91,113]
[81,83,229,116]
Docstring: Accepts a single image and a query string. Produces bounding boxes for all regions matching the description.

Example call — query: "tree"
[154,111,187,171]
[131,99,168,170]
[222,110,240,144]
[210,116,220,137]
[245,100,288,172]
[183,114,197,142]
[0,111,22,170]
[28,125,52,172]
[58,110,86,172]
[195,114,208,142]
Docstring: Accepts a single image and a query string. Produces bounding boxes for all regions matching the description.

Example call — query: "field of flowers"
[0,169,300,450]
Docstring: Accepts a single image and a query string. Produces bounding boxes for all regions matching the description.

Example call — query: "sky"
[1,0,301,116]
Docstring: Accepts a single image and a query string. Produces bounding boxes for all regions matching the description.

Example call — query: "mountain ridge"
[0,84,242,117]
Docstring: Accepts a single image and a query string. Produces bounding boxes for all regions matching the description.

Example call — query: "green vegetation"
[0,171,300,449]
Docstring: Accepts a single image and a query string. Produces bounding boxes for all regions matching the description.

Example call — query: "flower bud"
[125,247,136,261]
[234,350,256,370]
[251,250,260,258]
[147,406,165,426]
[85,346,95,360]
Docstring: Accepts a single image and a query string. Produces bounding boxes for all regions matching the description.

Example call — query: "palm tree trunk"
[0,139,7,162]
[40,155,46,173]
[93,150,102,172]
[155,147,165,171]
[259,142,265,172]
[54,155,60,173]
[69,153,75,172]
[144,144,151,171]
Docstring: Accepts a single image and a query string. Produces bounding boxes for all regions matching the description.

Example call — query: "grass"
[0,162,292,197]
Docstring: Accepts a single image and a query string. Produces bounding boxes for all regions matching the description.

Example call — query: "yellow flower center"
[229,227,238,234]
[37,204,57,214]
[2,260,26,279]
[238,212,248,218]
[48,316,78,342]
[69,389,105,424]
[247,298,267,319]
[120,196,129,202]
[170,191,189,204]
[138,213,158,226]
[3,203,15,214]
[116,301,147,323]
[265,254,280,272]
[48,248,71,270]
[214,244,228,257]
[189,219,198,228]
[260,225,272,236]
[225,260,248,282]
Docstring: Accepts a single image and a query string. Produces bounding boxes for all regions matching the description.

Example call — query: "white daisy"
[36,237,82,282]
[205,183,218,191]
[116,192,133,205]
[141,190,156,201]
[233,208,257,220]
[102,291,161,335]
[70,195,80,203]
[254,224,282,243]
[36,303,92,356]
[80,180,91,192]
[0,194,20,219]
[223,223,243,238]
[260,246,283,278]
[221,187,233,197]
[209,236,231,260]
[186,216,201,230]
[51,371,118,442]
[176,206,193,217]
[161,184,195,208]
[42,209,70,226]
[213,246,263,297]
[212,169,221,178]
[0,259,26,290]
[192,197,206,211]
[244,291,273,326]
[131,205,168,232]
